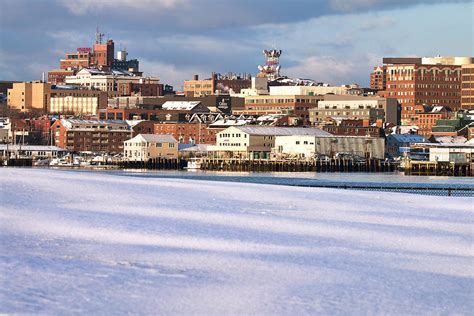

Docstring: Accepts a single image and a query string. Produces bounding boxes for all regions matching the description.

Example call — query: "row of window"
[219,133,247,138]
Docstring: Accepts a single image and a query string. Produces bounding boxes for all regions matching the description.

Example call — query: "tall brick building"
[461,64,474,109]
[371,57,473,125]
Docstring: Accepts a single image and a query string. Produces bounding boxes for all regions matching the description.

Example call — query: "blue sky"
[0,0,472,88]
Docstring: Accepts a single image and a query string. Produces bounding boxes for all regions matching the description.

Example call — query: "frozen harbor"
[1,168,473,314]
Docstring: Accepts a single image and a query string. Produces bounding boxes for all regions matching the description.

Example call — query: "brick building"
[410,106,452,137]
[372,56,473,125]
[461,64,474,109]
[236,95,324,125]
[51,119,131,153]
[184,73,251,97]
[370,66,386,91]
[153,122,221,144]
[322,119,384,137]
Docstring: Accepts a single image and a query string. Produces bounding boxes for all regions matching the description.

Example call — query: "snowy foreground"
[1,168,473,314]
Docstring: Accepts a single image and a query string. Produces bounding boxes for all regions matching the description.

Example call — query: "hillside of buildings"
[1,168,472,314]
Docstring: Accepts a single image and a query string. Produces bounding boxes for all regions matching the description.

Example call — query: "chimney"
[194,74,199,80]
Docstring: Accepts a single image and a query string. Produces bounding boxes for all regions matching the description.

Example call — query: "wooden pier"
[118,158,186,170]
[404,161,473,177]
[199,158,395,173]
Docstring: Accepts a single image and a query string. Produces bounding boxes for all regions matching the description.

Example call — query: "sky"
[0,0,472,89]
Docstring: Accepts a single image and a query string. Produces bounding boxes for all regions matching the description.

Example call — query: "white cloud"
[140,59,206,89]
[58,0,187,15]
[285,54,381,85]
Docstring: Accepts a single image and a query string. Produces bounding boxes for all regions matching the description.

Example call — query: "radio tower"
[95,27,104,44]
[257,49,282,80]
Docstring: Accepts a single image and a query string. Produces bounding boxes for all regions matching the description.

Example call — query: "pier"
[404,161,473,177]
[199,158,395,173]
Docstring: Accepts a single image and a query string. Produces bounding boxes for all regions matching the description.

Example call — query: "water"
[58,168,474,193]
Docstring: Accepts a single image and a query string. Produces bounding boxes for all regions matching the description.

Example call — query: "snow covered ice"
[0,168,473,314]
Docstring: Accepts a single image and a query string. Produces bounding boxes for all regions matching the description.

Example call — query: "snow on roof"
[390,125,418,134]
[0,145,66,151]
[178,144,209,152]
[210,119,250,127]
[234,126,332,136]
[389,134,428,143]
[432,136,467,144]
[162,101,202,111]
[128,134,178,143]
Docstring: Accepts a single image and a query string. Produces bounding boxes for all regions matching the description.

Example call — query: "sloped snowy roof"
[432,136,467,144]
[162,101,202,111]
[0,145,66,151]
[389,134,428,143]
[128,134,178,143]
[234,126,332,136]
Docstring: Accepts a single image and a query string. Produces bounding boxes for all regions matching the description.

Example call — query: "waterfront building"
[124,134,178,161]
[274,135,385,159]
[0,144,67,160]
[51,119,131,153]
[386,134,428,158]
[209,126,331,159]
[0,118,12,143]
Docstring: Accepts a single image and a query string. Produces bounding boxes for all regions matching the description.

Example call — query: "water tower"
[258,49,282,80]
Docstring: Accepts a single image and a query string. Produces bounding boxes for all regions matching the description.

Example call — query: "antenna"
[95,26,104,44]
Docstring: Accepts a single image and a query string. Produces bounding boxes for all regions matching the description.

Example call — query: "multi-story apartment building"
[409,106,452,137]
[153,122,221,144]
[461,64,474,109]
[308,95,399,126]
[7,82,51,113]
[65,68,160,96]
[370,66,387,91]
[47,69,75,85]
[184,73,251,97]
[237,95,324,125]
[51,119,132,153]
[372,56,473,125]
[49,90,109,115]
[7,82,109,115]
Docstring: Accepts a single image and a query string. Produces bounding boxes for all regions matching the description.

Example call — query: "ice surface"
[0,168,473,314]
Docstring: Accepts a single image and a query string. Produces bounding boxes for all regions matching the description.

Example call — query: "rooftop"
[233,126,332,137]
[127,134,178,143]
[162,101,202,111]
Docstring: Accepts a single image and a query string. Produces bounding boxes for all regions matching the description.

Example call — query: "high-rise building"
[461,64,474,108]
[372,56,474,125]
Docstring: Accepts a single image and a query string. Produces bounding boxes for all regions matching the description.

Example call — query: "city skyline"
[0,0,472,88]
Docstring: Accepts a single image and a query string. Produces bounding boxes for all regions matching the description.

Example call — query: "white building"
[274,135,385,159]
[0,144,67,160]
[0,118,12,143]
[161,101,210,112]
[269,85,351,96]
[49,93,107,115]
[429,144,474,163]
[124,134,178,162]
[65,68,160,93]
[310,95,399,125]
[208,126,331,159]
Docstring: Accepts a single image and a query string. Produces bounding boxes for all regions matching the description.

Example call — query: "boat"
[186,157,202,170]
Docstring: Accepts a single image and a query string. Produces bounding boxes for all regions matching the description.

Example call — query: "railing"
[288,183,473,197]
